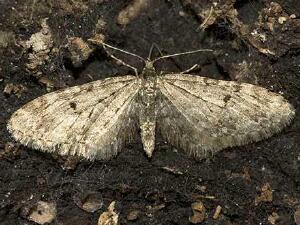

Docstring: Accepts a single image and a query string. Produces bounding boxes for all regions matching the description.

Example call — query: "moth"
[7,43,295,160]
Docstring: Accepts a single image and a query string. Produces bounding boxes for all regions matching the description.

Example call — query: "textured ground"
[0,0,299,224]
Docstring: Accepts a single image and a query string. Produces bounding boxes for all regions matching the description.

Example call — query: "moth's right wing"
[157,74,295,159]
[8,76,141,160]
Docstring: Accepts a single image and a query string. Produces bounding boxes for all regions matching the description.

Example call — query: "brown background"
[0,0,299,224]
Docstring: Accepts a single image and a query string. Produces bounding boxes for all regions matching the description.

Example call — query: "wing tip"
[193,105,295,160]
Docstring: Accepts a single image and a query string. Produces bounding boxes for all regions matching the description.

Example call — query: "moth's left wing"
[8,76,141,160]
[157,74,295,159]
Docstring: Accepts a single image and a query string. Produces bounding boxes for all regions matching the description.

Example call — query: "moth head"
[142,60,156,78]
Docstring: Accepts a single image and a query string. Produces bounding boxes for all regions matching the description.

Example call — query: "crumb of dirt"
[145,204,165,217]
[53,154,80,170]
[67,37,94,67]
[25,19,52,52]
[0,142,21,160]
[127,209,140,221]
[189,201,206,224]
[255,182,273,205]
[24,18,53,73]
[74,192,103,213]
[191,0,299,57]
[88,33,106,46]
[0,31,15,48]
[98,201,118,225]
[95,18,107,32]
[117,0,151,26]
[195,185,207,193]
[26,201,56,225]
[3,83,27,98]
[197,2,238,30]
[38,76,55,89]
[278,16,287,24]
[295,208,300,225]
[268,212,280,225]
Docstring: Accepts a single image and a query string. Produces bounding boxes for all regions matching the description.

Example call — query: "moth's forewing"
[8,76,140,160]
[157,74,295,159]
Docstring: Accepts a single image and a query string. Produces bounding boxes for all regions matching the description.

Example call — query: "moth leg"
[88,40,145,77]
[102,44,139,77]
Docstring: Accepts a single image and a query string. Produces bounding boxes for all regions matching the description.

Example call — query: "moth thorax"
[144,79,156,90]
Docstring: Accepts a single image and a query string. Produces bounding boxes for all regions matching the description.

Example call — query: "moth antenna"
[153,49,213,63]
[148,43,164,60]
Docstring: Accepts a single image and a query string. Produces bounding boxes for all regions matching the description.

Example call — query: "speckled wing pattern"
[8,76,140,160]
[8,70,295,160]
[157,74,295,159]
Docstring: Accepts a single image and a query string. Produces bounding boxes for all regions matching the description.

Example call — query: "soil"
[0,0,299,225]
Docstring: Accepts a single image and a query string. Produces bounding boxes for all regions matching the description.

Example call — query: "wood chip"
[213,205,222,219]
